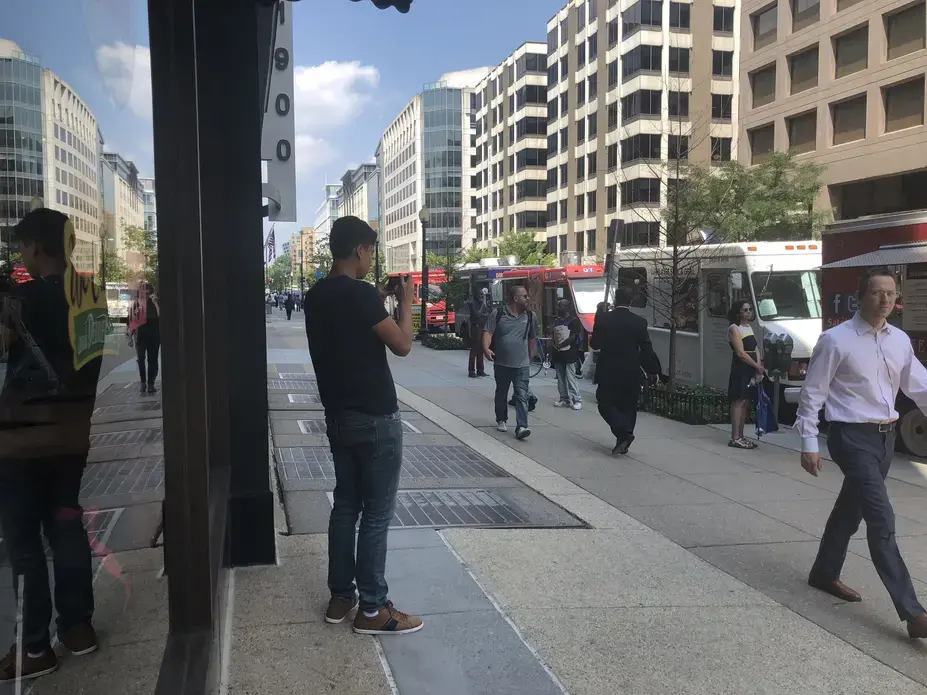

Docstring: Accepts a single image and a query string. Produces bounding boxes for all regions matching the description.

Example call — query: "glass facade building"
[0,47,44,232]
[422,82,463,256]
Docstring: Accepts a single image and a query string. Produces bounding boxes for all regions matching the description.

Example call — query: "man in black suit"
[590,285,661,455]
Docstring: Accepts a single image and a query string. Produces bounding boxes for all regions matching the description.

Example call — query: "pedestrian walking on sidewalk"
[129,282,161,394]
[304,215,423,636]
[483,284,536,440]
[284,292,295,320]
[0,209,102,684]
[467,289,490,378]
[551,299,583,410]
[727,301,763,449]
[590,286,661,455]
[797,267,927,639]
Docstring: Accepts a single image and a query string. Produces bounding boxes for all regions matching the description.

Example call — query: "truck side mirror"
[730,272,743,291]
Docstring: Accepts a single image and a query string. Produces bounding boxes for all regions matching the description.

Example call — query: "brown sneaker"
[324,596,359,625]
[353,601,423,635]
[0,645,58,684]
[58,623,99,656]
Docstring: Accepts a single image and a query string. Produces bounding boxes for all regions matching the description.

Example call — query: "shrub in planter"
[422,334,468,350]
[641,383,754,425]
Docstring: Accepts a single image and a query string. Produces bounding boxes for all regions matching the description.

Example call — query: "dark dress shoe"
[468,373,477,378]
[807,578,862,602]
[611,439,631,456]
[908,613,927,639]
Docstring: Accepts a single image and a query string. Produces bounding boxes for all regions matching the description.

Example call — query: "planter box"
[642,385,754,426]
[422,335,468,351]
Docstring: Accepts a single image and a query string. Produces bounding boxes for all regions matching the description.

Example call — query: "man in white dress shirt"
[796,267,927,638]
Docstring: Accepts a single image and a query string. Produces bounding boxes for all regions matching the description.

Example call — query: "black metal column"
[147,0,217,691]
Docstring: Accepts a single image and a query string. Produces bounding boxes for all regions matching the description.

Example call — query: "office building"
[313,183,342,251]
[339,163,380,225]
[102,151,145,267]
[290,226,316,284]
[379,68,489,272]
[1,39,103,271]
[546,0,739,257]
[140,176,157,240]
[739,0,927,219]
[472,42,550,254]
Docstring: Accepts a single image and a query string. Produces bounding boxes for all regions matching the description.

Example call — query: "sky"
[2,0,567,254]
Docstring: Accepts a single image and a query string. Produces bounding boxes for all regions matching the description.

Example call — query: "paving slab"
[849,535,927,584]
[676,470,840,503]
[443,528,773,611]
[384,545,492,616]
[744,498,927,540]
[507,605,927,695]
[571,472,730,507]
[622,502,818,548]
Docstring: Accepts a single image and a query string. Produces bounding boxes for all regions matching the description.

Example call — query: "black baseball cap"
[12,208,67,259]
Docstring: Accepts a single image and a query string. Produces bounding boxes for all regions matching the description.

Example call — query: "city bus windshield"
[571,278,614,315]
[750,270,822,321]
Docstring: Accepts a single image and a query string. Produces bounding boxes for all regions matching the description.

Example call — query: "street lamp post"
[374,236,381,286]
[299,228,304,294]
[418,206,430,340]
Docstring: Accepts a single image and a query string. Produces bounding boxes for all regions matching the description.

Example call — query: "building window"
[561,127,568,152]
[560,92,568,114]
[834,24,869,79]
[714,6,735,33]
[623,222,660,247]
[560,163,568,186]
[669,91,690,117]
[792,0,819,32]
[608,17,619,47]
[753,5,778,50]
[669,1,690,29]
[548,63,559,86]
[589,0,598,22]
[749,123,775,164]
[622,45,662,80]
[577,155,586,180]
[669,47,690,73]
[548,134,558,154]
[608,59,619,89]
[560,200,568,219]
[561,16,569,45]
[831,94,867,145]
[589,151,597,176]
[886,3,926,62]
[587,230,596,253]
[588,114,598,139]
[588,73,598,101]
[789,45,819,95]
[608,101,618,130]
[577,41,587,68]
[787,110,817,154]
[621,178,661,206]
[837,0,863,9]
[751,65,776,107]
[623,0,663,37]
[712,50,734,76]
[587,192,596,216]
[577,117,586,143]
[578,80,587,105]
[561,57,569,81]
[712,93,733,119]
[668,135,689,160]
[576,195,585,216]
[884,77,925,133]
[621,89,662,122]
[588,32,598,62]
[548,167,558,189]
[607,143,618,170]
[621,133,661,163]
[607,184,618,211]
[548,98,558,122]
[548,27,558,54]
[711,137,732,161]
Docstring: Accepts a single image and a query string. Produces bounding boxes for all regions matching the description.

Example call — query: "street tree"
[102,247,129,284]
[123,223,159,288]
[497,229,556,266]
[461,246,491,264]
[267,254,293,292]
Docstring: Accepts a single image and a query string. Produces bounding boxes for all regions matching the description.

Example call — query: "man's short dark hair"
[614,284,634,306]
[857,267,896,298]
[329,216,377,260]
[13,208,67,260]
[507,284,526,300]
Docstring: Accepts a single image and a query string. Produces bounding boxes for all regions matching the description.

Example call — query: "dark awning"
[822,242,927,268]
[350,0,413,11]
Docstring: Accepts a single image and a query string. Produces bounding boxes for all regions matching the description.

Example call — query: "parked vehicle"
[615,241,822,417]
[105,282,133,323]
[386,270,455,332]
[820,209,927,456]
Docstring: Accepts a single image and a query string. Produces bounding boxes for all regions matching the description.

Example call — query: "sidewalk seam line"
[373,637,400,695]
[218,568,236,695]
[437,530,572,695]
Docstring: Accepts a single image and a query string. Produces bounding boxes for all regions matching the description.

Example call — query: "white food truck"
[616,240,823,412]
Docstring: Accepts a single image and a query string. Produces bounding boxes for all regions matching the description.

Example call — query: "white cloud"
[295,134,337,175]
[293,61,379,132]
[95,42,152,120]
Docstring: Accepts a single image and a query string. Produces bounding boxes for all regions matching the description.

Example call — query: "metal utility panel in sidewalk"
[260,1,296,222]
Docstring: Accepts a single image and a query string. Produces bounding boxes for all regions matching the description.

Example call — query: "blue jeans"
[494,365,529,429]
[554,360,581,404]
[326,410,403,612]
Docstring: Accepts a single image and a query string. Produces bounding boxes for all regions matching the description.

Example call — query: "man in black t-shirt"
[0,209,101,684]
[304,216,423,636]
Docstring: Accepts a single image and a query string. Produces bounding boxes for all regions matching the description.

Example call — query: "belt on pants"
[832,421,897,433]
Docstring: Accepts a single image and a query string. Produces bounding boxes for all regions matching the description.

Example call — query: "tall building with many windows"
[140,176,157,240]
[313,183,342,251]
[546,0,739,258]
[472,42,550,254]
[290,226,316,285]
[379,68,489,272]
[339,163,380,224]
[739,0,927,220]
[101,152,144,267]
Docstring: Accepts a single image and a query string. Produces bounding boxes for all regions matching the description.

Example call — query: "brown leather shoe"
[808,578,862,602]
[907,613,927,639]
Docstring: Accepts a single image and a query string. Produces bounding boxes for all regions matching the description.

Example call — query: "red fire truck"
[821,209,927,455]
[385,269,455,332]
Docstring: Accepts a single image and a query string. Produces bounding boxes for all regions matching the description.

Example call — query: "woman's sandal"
[728,438,757,449]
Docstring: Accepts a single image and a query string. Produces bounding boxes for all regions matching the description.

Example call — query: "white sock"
[363,609,379,618]
[26,651,45,659]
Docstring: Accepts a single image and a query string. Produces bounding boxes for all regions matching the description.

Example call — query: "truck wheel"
[898,407,927,457]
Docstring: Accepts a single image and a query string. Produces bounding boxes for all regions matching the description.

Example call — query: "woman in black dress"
[727,301,763,449]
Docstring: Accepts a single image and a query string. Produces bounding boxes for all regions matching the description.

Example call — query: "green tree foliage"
[497,230,556,266]
[122,223,159,287]
[461,246,491,264]
[267,254,293,292]
[102,248,129,284]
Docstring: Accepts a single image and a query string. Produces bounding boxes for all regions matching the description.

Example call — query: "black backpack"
[489,307,534,351]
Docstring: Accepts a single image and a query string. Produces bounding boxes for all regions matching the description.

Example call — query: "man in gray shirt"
[483,285,537,440]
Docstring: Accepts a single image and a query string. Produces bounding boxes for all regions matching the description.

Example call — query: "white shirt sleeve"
[795,333,840,453]
[900,340,927,412]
